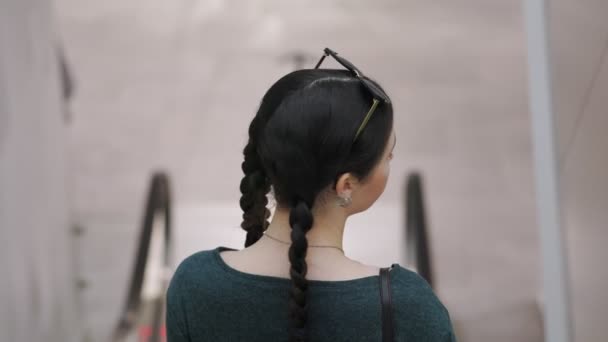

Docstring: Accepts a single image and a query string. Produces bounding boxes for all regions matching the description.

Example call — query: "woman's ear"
[335,172,360,197]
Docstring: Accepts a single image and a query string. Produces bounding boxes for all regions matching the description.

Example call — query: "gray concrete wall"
[0,0,81,341]
[550,1,608,341]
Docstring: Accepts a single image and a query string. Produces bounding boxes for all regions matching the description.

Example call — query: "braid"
[287,199,314,342]
[239,121,271,247]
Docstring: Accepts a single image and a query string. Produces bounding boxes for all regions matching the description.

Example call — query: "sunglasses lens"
[361,78,391,104]
[336,56,357,71]
[318,48,390,104]
[328,52,361,76]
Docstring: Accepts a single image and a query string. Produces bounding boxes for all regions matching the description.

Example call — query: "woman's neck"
[262,205,347,250]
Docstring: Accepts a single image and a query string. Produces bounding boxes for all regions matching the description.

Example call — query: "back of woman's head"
[239,68,393,341]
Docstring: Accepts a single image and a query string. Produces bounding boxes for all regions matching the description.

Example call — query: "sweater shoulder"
[390,266,455,340]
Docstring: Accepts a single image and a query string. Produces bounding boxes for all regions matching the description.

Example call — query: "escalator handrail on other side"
[405,172,434,288]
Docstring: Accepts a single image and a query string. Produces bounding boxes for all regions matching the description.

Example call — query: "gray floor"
[53,0,608,341]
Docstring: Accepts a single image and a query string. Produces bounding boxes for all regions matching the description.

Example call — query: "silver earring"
[337,195,352,207]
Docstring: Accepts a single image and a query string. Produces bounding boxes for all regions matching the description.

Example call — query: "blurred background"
[0,0,606,341]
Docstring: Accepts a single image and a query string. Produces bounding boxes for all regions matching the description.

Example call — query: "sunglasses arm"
[314,53,329,69]
[353,99,380,142]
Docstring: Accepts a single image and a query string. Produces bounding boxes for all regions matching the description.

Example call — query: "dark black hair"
[239,69,393,341]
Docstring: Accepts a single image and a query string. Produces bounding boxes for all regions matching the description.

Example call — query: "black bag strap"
[379,265,395,342]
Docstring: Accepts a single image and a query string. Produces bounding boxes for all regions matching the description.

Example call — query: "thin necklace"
[263,232,345,254]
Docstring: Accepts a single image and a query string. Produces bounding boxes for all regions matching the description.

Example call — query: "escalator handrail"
[405,172,434,288]
[111,171,172,341]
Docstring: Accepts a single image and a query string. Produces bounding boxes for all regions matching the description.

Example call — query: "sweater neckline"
[213,246,399,288]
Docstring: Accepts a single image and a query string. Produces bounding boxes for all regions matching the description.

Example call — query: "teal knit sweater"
[166,246,456,341]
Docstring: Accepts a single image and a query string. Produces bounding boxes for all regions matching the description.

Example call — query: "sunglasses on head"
[314,48,391,142]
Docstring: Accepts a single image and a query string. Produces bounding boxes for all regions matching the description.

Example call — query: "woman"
[166,48,456,341]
